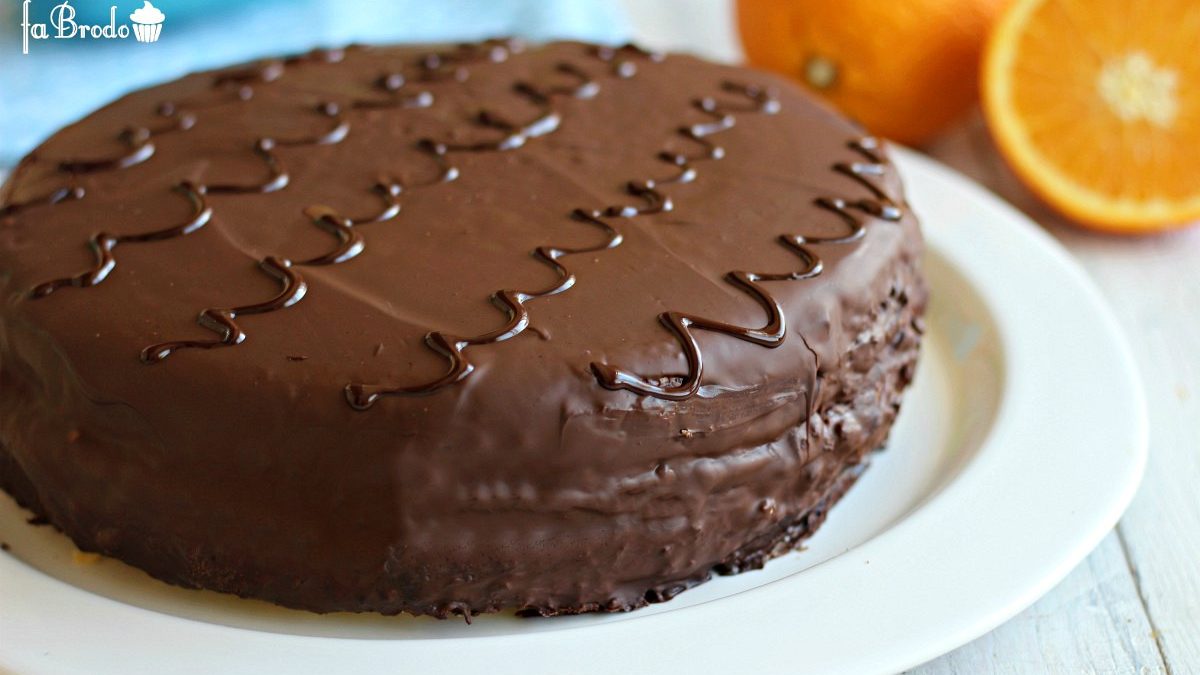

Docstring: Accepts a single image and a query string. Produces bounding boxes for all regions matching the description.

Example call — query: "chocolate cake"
[0,40,926,619]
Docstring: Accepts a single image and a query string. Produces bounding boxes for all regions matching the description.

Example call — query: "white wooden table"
[621,1,1199,671]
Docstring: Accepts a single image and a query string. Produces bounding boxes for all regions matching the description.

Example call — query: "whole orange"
[737,0,1007,145]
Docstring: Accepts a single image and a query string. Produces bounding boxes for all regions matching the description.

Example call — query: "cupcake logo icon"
[129,1,165,43]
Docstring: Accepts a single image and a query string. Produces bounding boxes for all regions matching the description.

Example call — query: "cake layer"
[0,40,925,617]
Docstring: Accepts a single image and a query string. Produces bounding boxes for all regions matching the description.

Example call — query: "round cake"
[0,40,926,619]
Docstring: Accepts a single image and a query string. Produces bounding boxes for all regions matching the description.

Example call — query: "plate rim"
[0,147,1148,675]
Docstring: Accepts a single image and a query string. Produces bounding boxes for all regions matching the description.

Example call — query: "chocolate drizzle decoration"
[0,184,85,217]
[56,126,156,174]
[592,43,664,78]
[140,257,307,362]
[590,136,903,400]
[296,178,403,266]
[29,182,211,298]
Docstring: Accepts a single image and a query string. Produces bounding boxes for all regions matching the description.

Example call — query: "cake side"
[0,245,923,615]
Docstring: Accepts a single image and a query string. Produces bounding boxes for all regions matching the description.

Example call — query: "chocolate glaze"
[0,41,925,618]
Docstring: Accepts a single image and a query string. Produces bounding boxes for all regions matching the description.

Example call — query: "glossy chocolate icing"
[0,40,925,618]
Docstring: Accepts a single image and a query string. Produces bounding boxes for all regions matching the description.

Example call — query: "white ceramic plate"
[0,148,1147,675]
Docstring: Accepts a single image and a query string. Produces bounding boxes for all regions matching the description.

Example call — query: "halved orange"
[983,0,1200,233]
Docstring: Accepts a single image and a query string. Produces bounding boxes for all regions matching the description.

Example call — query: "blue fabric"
[0,0,631,164]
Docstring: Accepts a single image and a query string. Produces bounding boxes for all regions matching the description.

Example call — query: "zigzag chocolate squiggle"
[296,178,403,266]
[590,136,902,400]
[0,184,85,217]
[139,256,307,362]
[29,181,211,298]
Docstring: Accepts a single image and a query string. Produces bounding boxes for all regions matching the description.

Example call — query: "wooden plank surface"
[909,533,1166,674]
